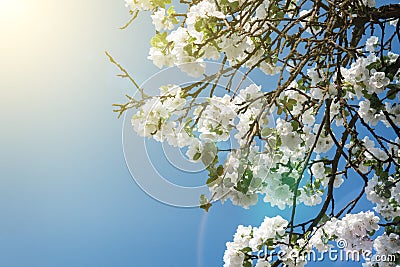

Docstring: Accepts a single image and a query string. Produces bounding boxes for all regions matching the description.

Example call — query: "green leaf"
[152,0,171,8]
[195,20,204,32]
[216,165,224,176]
[287,99,297,111]
[319,214,331,225]
[241,247,252,253]
[369,93,384,111]
[183,43,193,56]
[171,17,179,24]
[227,0,239,10]
[386,84,399,100]
[367,229,376,236]
[193,152,201,161]
[199,194,212,212]
[167,6,175,16]
[261,127,273,137]
[277,106,283,115]
[382,189,391,198]
[276,10,285,19]
[291,121,299,131]
[200,202,212,212]
[206,166,221,186]
[325,167,332,174]
[282,176,296,191]
[265,238,274,248]
[234,168,253,194]
[201,143,217,166]
[150,32,168,49]
[250,177,262,188]
[276,136,282,148]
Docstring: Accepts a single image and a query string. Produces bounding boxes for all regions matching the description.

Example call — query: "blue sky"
[0,0,397,266]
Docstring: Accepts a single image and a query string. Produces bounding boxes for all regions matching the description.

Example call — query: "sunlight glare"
[0,0,24,19]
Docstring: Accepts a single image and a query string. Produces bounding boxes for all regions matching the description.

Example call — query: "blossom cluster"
[223,211,382,267]
[223,216,288,267]
[366,174,400,221]
[119,0,400,266]
[363,233,400,267]
[129,33,399,214]
[125,0,307,77]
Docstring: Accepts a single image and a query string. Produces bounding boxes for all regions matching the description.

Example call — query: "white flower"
[167,27,189,44]
[302,109,315,126]
[125,0,153,11]
[298,188,323,206]
[366,174,400,220]
[388,51,399,64]
[249,216,288,250]
[233,225,253,247]
[281,132,302,150]
[373,233,400,265]
[188,1,225,20]
[333,174,344,188]
[365,36,379,53]
[307,67,324,86]
[330,101,340,117]
[255,260,271,267]
[309,228,331,252]
[389,19,399,26]
[228,191,259,209]
[369,71,390,91]
[220,33,252,65]
[260,61,281,76]
[310,87,324,100]
[358,100,383,126]
[299,9,321,34]
[177,59,206,77]
[148,47,174,68]
[362,0,376,8]
[151,8,174,31]
[223,242,245,267]
[255,0,270,19]
[314,135,334,154]
[276,118,293,136]
[197,94,237,141]
[335,211,379,252]
[263,183,293,210]
[311,158,325,179]
[202,45,220,60]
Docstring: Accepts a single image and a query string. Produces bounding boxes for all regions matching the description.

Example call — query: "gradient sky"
[0,1,397,267]
[0,1,252,266]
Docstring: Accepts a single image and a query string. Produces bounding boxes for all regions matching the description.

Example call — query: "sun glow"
[0,0,25,19]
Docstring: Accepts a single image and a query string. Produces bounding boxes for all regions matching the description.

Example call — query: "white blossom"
[151,8,174,31]
[366,36,379,52]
